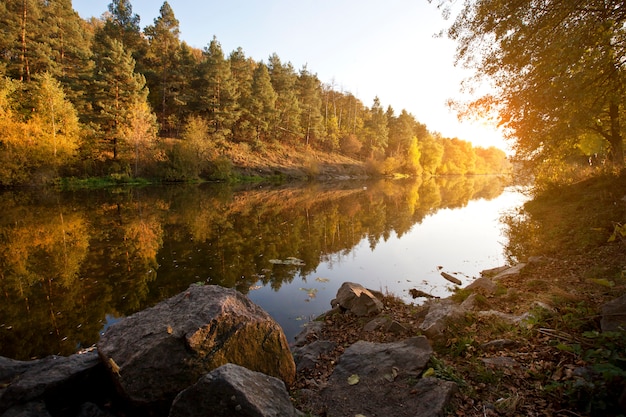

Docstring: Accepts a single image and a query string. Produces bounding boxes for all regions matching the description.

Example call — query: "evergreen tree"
[192,37,239,137]
[90,36,148,162]
[99,0,147,71]
[243,62,277,143]
[363,97,388,158]
[387,109,415,157]
[143,1,182,134]
[42,0,93,111]
[296,66,323,147]
[268,53,301,143]
[0,0,49,82]
[172,41,202,131]
[229,47,255,140]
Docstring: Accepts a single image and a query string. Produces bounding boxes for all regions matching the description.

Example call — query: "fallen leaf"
[347,374,360,385]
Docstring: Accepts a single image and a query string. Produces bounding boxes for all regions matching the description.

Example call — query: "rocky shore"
[1,262,625,417]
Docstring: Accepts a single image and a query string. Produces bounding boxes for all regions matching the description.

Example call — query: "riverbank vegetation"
[0,0,509,187]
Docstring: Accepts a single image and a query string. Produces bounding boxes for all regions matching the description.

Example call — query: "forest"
[0,0,509,186]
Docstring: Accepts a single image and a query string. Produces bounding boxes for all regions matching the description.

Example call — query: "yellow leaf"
[422,367,435,378]
[347,374,360,385]
[588,278,614,287]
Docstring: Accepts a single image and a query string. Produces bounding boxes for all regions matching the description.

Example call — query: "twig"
[538,328,577,343]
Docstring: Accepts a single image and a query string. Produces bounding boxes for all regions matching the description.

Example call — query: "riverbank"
[292,172,626,416]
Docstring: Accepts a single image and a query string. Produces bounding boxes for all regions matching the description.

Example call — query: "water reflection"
[0,176,516,359]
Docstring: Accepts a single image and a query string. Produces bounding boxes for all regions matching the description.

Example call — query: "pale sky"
[73,0,507,151]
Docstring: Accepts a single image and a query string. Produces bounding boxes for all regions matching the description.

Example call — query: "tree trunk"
[608,100,624,168]
[20,0,30,82]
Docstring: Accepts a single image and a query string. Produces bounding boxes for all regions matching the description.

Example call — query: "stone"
[363,317,407,334]
[75,402,115,417]
[168,363,299,417]
[480,265,510,277]
[481,339,520,352]
[600,294,626,332]
[1,401,51,417]
[0,357,43,383]
[0,352,102,414]
[330,282,383,317]
[465,277,497,296]
[97,284,295,411]
[293,321,324,347]
[292,341,336,373]
[441,271,462,285]
[460,293,478,311]
[318,337,457,417]
[492,263,527,280]
[476,310,529,324]
[420,299,465,339]
[481,356,523,370]
[329,337,432,382]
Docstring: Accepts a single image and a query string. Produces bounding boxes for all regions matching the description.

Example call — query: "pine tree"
[363,97,388,158]
[99,0,148,72]
[0,0,49,82]
[143,1,182,135]
[192,37,239,137]
[41,0,93,111]
[296,66,323,147]
[90,36,148,162]
[268,53,301,143]
[242,62,277,143]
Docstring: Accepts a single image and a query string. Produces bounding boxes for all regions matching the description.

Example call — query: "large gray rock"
[601,294,626,332]
[97,284,295,411]
[328,337,432,383]
[319,337,456,416]
[0,352,102,414]
[168,363,298,417]
[330,282,383,316]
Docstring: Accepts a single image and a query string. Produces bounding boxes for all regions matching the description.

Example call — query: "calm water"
[0,177,526,360]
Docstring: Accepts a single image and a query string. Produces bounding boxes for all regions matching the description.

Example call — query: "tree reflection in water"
[0,176,516,359]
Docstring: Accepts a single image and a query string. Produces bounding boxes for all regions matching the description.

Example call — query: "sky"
[72,0,507,151]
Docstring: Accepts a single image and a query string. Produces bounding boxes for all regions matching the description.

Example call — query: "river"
[0,176,527,360]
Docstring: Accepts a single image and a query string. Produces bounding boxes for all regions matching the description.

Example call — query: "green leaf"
[347,374,360,385]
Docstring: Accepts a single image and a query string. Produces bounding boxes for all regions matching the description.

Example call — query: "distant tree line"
[0,0,509,186]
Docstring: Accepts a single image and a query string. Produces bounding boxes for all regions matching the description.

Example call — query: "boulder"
[292,321,324,347]
[420,299,465,339]
[465,277,497,296]
[168,363,299,417]
[600,294,626,332]
[292,340,336,373]
[319,337,457,416]
[329,337,432,382]
[330,282,383,316]
[363,316,407,334]
[1,401,51,417]
[0,352,103,414]
[97,284,295,411]
[492,263,527,280]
